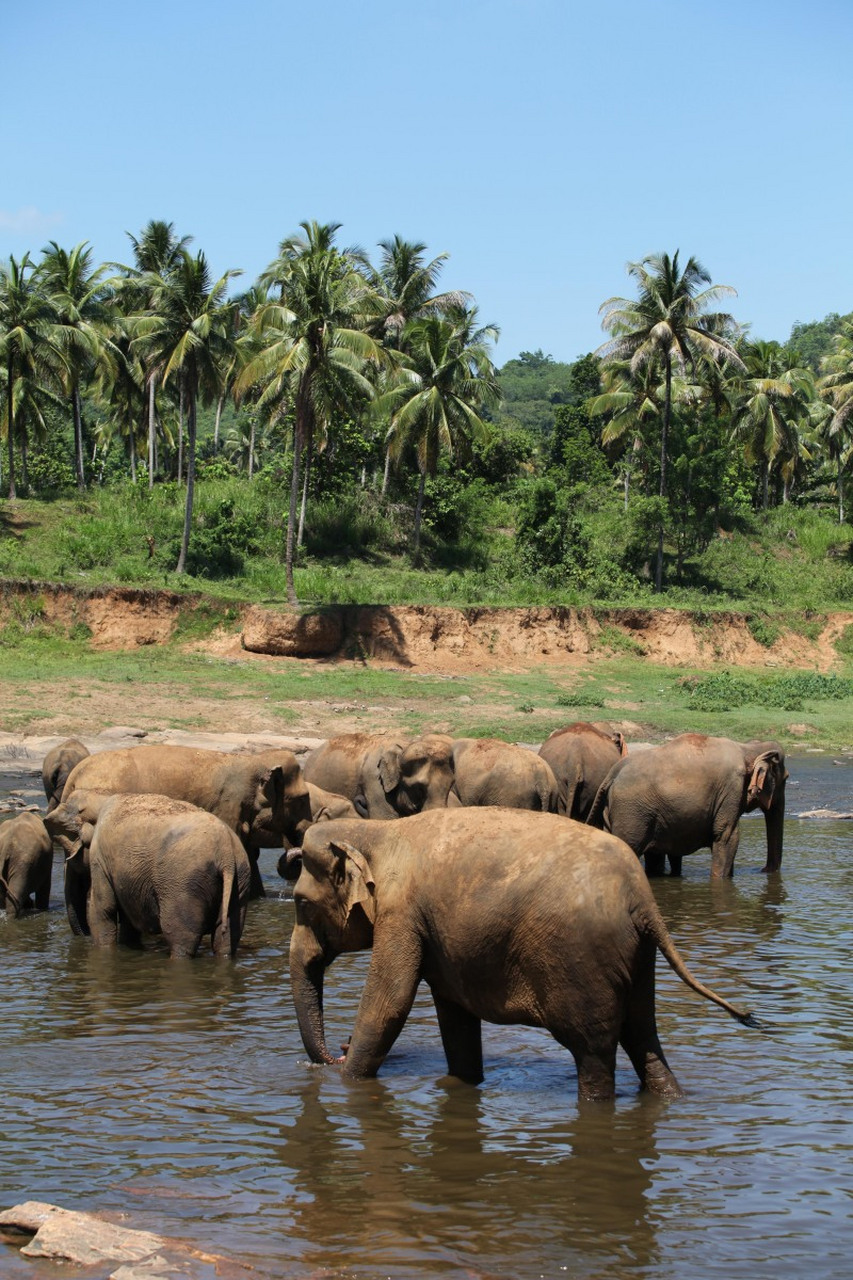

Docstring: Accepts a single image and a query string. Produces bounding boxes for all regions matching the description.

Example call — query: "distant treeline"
[2,228,852,600]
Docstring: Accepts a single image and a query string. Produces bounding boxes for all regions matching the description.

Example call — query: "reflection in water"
[1,754,853,1279]
[280,1073,663,1277]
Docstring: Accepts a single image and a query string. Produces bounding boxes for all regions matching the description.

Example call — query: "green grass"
[3,615,852,749]
[4,485,853,610]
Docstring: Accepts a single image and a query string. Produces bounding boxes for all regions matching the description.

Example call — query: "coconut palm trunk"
[285,416,303,605]
[655,357,673,591]
[148,374,157,488]
[176,376,197,575]
[5,361,15,499]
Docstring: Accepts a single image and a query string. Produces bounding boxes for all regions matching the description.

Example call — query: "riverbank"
[3,583,853,753]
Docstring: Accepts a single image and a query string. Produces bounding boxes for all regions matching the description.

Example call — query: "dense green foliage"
[2,226,853,606]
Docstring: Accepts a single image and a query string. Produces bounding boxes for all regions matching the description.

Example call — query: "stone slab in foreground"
[0,1201,251,1278]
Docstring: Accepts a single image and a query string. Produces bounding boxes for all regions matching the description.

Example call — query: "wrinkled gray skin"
[47,791,251,956]
[61,744,312,898]
[277,783,358,878]
[586,733,787,878]
[289,810,756,1102]
[385,734,559,813]
[302,734,415,819]
[42,738,90,812]
[0,812,53,916]
[538,722,627,822]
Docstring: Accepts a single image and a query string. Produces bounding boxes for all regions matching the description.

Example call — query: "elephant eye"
[293,894,315,925]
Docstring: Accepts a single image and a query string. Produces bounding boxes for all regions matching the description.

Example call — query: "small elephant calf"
[0,811,53,917]
[47,791,251,957]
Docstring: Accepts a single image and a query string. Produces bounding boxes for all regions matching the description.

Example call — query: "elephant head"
[289,826,378,1065]
[44,789,106,934]
[376,734,456,813]
[237,753,313,849]
[743,743,787,872]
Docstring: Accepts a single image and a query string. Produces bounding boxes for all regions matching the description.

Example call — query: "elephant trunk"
[762,780,785,872]
[289,924,338,1064]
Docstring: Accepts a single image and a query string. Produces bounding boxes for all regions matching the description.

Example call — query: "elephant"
[302,733,415,819]
[60,744,312,898]
[46,790,250,956]
[538,722,628,821]
[585,734,787,878]
[41,738,90,812]
[385,734,559,813]
[288,810,756,1102]
[0,812,53,916]
[277,783,359,878]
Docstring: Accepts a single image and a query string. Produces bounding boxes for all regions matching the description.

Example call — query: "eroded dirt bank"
[2,579,850,674]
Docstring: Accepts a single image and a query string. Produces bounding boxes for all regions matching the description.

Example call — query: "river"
[1,753,852,1279]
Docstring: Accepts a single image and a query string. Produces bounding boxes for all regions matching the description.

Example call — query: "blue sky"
[5,0,852,366]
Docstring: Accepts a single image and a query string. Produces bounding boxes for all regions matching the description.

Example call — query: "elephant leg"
[88,869,121,948]
[247,850,266,900]
[571,1044,618,1102]
[210,893,244,958]
[553,1019,619,1102]
[117,918,144,949]
[711,826,740,878]
[160,899,204,958]
[2,871,29,917]
[34,861,52,910]
[619,953,683,1098]
[432,992,483,1084]
[667,853,683,877]
[644,852,666,877]
[342,937,422,1079]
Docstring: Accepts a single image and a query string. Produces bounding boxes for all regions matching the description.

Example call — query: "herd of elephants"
[0,724,787,1102]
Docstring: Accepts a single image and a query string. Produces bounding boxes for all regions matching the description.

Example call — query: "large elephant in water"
[386,734,559,812]
[585,734,787,877]
[538,722,627,821]
[47,790,250,956]
[288,810,756,1102]
[61,744,312,897]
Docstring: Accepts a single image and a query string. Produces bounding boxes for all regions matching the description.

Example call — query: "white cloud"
[0,206,64,236]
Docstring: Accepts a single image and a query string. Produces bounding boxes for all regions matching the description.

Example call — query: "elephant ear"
[377,748,402,795]
[747,750,782,811]
[329,839,377,926]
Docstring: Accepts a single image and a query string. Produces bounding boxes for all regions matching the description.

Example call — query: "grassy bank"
[2,623,852,752]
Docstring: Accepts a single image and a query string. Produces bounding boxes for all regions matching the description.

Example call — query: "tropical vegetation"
[2,223,853,609]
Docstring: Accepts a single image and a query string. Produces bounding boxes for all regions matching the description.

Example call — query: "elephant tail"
[639,899,761,1029]
[585,777,610,828]
[215,862,238,956]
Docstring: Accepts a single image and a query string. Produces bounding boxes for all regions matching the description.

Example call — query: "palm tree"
[132,249,240,572]
[0,253,62,499]
[91,329,148,481]
[819,320,853,522]
[732,340,815,508]
[37,241,114,491]
[237,221,384,604]
[372,236,470,493]
[598,251,743,589]
[379,306,500,555]
[120,220,193,488]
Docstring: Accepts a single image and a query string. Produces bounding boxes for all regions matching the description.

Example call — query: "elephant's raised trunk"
[762,779,785,872]
[289,924,338,1064]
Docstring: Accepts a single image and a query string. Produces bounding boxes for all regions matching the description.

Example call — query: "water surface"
[1,754,851,1278]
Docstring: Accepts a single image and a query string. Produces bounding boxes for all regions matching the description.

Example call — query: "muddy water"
[1,755,852,1279]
